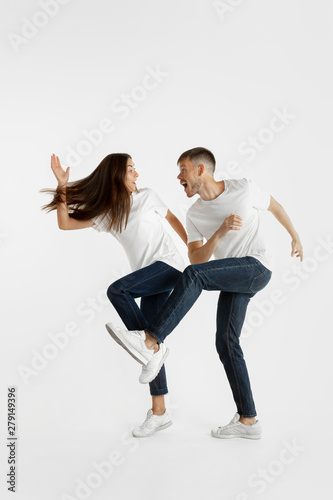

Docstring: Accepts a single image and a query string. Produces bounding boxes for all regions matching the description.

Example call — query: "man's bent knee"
[184,263,201,280]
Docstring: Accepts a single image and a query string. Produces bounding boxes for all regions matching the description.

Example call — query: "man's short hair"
[177,147,216,174]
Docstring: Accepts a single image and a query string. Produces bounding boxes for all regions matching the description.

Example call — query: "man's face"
[177,158,202,197]
[125,158,139,192]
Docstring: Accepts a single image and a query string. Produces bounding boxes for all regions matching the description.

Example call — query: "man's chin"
[186,191,195,198]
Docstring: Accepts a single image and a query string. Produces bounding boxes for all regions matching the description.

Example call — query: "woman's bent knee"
[107,281,122,302]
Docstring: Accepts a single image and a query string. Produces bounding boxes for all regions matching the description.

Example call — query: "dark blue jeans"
[145,257,272,417]
[106,261,182,397]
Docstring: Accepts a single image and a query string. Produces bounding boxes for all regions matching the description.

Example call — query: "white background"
[1,0,332,499]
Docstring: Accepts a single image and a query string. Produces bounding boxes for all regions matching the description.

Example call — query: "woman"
[41,153,187,437]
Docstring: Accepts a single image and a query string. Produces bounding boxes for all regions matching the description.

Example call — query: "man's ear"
[198,164,205,176]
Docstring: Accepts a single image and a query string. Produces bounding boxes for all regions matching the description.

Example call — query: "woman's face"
[125,158,139,192]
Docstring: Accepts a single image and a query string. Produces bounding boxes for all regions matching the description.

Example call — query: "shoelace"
[140,415,156,430]
[140,410,165,429]
[217,421,238,432]
[133,330,142,337]
[218,424,230,431]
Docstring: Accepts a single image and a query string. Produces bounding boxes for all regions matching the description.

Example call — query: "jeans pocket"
[249,269,272,293]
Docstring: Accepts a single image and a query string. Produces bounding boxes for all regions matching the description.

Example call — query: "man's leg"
[215,291,256,420]
[145,256,272,344]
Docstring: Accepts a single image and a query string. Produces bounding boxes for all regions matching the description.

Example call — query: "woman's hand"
[51,154,70,188]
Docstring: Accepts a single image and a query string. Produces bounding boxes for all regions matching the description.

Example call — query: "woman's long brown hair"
[41,153,132,233]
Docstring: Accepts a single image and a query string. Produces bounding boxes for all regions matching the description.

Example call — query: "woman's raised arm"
[51,154,94,230]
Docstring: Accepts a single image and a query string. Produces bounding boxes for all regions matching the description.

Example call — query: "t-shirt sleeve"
[150,189,168,218]
[248,179,271,211]
[186,212,203,244]
[91,212,110,232]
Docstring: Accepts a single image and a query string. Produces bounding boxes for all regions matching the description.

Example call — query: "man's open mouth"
[180,181,187,191]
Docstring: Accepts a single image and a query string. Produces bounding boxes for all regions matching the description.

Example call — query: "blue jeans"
[145,256,272,417]
[106,261,182,397]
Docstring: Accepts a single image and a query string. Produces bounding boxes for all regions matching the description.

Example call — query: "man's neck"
[198,179,225,201]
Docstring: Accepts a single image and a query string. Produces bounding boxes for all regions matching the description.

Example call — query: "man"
[106,147,303,439]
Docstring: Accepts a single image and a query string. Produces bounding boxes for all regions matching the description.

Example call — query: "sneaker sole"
[211,430,261,440]
[139,347,169,384]
[105,323,148,366]
[132,420,172,438]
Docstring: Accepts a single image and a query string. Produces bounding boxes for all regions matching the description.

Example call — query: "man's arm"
[165,210,187,245]
[268,196,303,261]
[188,213,242,265]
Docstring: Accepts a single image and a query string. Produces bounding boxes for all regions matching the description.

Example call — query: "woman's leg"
[106,261,181,412]
[141,292,171,415]
[107,261,181,331]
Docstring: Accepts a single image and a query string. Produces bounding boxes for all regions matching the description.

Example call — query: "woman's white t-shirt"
[91,188,185,273]
[186,178,273,271]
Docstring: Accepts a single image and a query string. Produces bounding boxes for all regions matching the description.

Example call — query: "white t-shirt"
[186,178,273,271]
[91,188,185,272]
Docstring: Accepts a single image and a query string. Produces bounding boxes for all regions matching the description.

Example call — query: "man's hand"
[218,213,243,238]
[188,213,242,265]
[291,237,303,261]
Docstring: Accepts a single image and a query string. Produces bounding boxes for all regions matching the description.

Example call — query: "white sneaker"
[139,343,169,384]
[105,323,153,365]
[211,413,262,439]
[132,409,172,438]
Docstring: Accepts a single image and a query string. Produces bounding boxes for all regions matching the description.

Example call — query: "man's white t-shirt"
[91,187,185,273]
[186,178,273,271]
